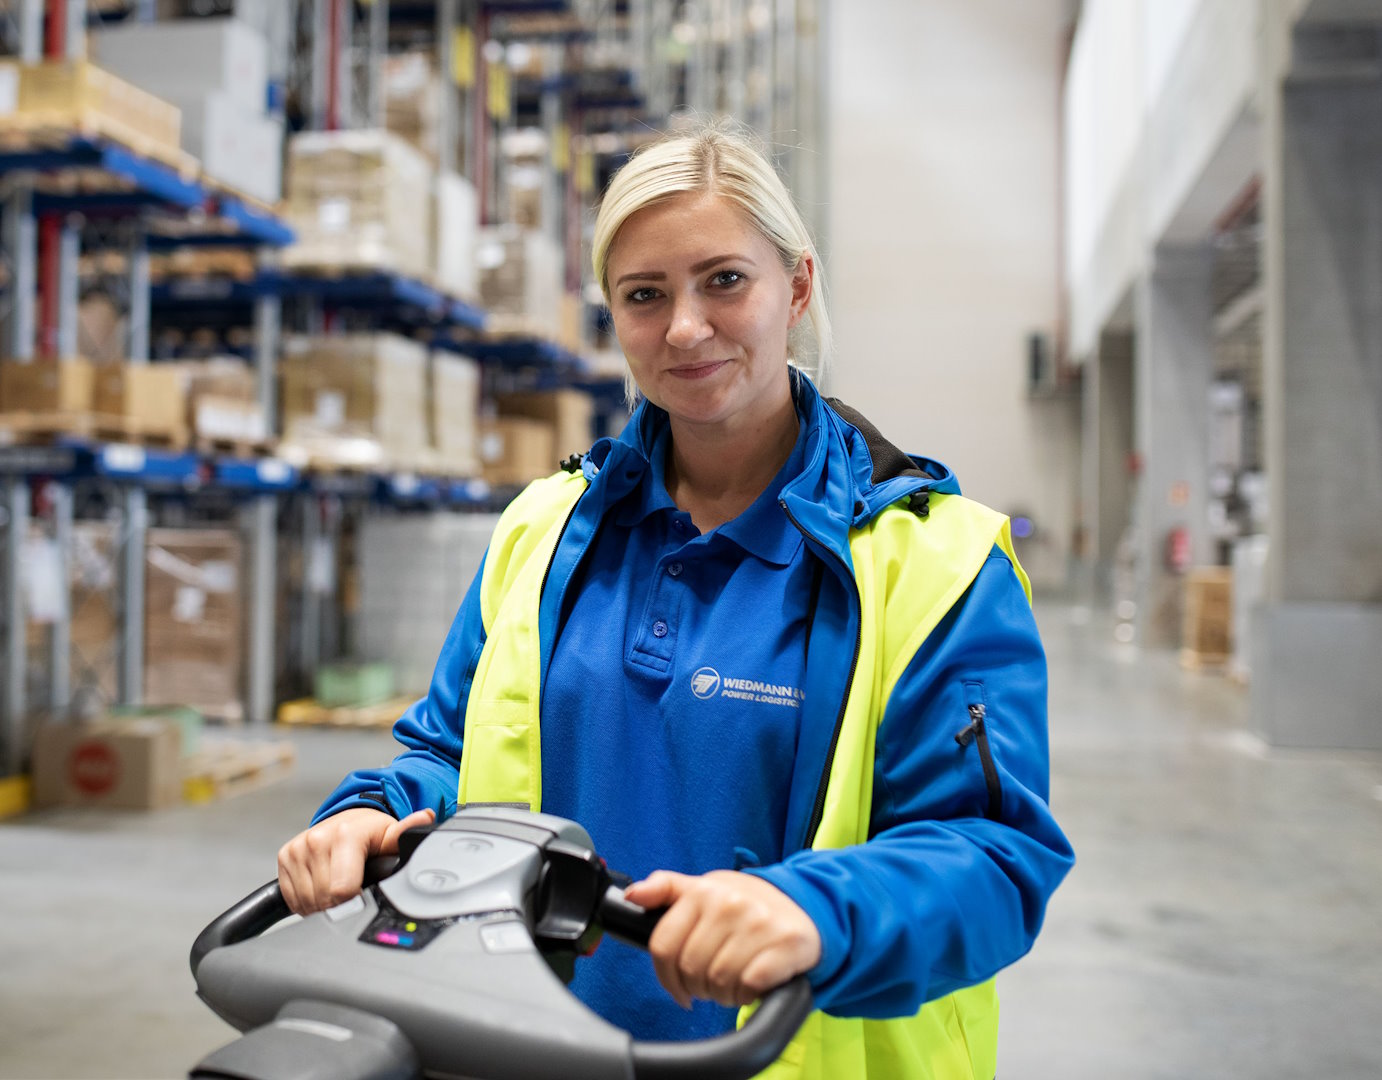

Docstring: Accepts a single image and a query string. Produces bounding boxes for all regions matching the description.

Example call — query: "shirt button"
[652,620,669,638]
[672,519,686,532]
[667,562,683,578]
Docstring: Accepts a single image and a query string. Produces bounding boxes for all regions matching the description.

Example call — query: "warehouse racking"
[0,0,824,785]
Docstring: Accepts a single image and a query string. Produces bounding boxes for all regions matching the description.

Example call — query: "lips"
[668,360,729,380]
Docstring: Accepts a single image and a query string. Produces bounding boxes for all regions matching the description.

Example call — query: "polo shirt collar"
[611,404,810,568]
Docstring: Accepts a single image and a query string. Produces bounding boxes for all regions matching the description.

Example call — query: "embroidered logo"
[691,667,721,699]
[691,666,803,708]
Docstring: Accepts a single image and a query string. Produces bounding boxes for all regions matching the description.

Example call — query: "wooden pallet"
[1180,648,1230,673]
[276,696,414,730]
[0,411,189,449]
[194,434,276,459]
[182,736,296,804]
[277,253,436,287]
[0,113,198,180]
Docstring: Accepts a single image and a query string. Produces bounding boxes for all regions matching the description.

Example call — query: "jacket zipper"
[535,488,587,716]
[780,499,862,849]
[955,703,1003,820]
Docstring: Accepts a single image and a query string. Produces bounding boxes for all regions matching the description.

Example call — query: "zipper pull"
[955,703,986,747]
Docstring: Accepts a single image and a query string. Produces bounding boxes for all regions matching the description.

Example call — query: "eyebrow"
[614,253,755,288]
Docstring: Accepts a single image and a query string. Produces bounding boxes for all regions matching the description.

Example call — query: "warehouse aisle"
[2,601,1380,1080]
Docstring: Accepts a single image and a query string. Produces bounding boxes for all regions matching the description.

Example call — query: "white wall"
[1063,0,1261,356]
[824,0,1079,590]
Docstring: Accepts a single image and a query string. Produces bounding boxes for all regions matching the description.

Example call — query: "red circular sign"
[69,740,121,797]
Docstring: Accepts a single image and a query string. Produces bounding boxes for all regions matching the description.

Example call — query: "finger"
[380,808,436,853]
[676,899,742,1005]
[644,881,704,1010]
[327,831,367,907]
[277,843,305,915]
[623,870,686,910]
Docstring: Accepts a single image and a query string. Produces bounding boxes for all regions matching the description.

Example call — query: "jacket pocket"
[954,682,1003,821]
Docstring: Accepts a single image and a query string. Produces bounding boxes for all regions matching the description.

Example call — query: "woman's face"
[606,192,812,431]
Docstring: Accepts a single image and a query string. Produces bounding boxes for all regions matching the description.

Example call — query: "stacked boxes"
[434,171,479,300]
[475,226,564,338]
[93,364,190,444]
[282,130,433,280]
[381,51,441,162]
[0,60,183,161]
[144,528,244,723]
[279,333,430,468]
[478,416,556,488]
[0,359,95,414]
[495,389,594,462]
[180,358,267,445]
[92,16,281,203]
[431,353,481,476]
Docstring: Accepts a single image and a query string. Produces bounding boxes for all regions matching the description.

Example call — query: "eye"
[710,270,744,288]
[625,287,661,304]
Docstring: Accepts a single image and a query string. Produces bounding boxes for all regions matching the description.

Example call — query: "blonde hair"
[592,120,832,390]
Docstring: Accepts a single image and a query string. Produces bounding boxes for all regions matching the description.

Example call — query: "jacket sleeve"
[749,549,1075,1018]
[310,552,489,825]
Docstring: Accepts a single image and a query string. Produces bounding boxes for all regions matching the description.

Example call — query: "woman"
[278,122,1073,1079]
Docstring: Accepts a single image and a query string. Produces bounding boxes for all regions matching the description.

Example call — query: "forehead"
[608,192,770,269]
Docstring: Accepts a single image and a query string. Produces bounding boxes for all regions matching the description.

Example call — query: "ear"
[786,253,815,329]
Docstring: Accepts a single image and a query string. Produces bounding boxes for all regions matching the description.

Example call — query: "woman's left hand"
[622,870,822,1009]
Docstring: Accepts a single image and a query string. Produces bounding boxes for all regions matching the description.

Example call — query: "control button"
[652,620,668,638]
[375,932,400,945]
[325,894,366,922]
[481,921,534,954]
[404,922,417,932]
[411,868,464,894]
[667,562,683,577]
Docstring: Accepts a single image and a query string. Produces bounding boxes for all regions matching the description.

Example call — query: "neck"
[664,387,800,533]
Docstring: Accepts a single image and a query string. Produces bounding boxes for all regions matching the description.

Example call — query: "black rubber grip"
[189,856,399,978]
[597,884,665,946]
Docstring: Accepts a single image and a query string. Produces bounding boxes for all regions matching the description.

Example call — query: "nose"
[665,293,713,351]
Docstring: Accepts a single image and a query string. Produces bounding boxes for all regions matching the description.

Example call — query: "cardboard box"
[431,353,480,474]
[280,334,429,463]
[6,61,182,158]
[475,226,564,337]
[70,521,120,708]
[435,171,478,299]
[31,718,182,810]
[496,389,594,460]
[478,415,555,487]
[382,50,440,162]
[0,358,95,414]
[282,130,433,280]
[93,363,189,443]
[144,528,244,722]
[175,91,283,204]
[92,16,268,115]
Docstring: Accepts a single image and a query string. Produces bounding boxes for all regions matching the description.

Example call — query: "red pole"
[37,215,60,357]
[44,0,65,58]
[325,0,341,131]
[36,1,70,357]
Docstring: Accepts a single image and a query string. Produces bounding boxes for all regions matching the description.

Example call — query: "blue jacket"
[315,374,1074,1022]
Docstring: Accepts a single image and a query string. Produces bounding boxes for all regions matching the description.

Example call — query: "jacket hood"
[582,372,960,549]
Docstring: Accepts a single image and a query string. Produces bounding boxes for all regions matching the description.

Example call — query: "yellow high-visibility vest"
[458,468,1028,1079]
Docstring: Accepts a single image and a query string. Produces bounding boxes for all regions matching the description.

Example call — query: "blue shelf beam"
[0,134,293,248]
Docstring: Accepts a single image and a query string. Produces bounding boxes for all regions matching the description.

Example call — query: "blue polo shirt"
[542,416,816,1042]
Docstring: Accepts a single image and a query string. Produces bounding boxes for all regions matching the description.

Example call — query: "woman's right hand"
[277,806,436,915]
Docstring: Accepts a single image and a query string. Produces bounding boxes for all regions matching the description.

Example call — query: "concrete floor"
[2,601,1381,1079]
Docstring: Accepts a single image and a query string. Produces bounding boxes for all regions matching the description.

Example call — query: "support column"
[1252,42,1382,748]
[2,479,28,774]
[118,488,146,706]
[1132,244,1215,648]
[48,481,72,717]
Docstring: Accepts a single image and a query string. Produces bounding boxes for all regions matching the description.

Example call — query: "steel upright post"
[2,479,29,774]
